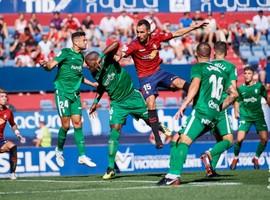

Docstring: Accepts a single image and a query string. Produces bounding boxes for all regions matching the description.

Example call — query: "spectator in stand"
[244,20,259,45]
[62,13,81,32]
[28,13,43,33]
[14,43,34,67]
[192,11,204,41]
[171,53,188,64]
[50,11,63,31]
[47,23,61,44]
[159,43,175,64]
[81,14,94,30]
[203,12,217,46]
[0,15,8,45]
[14,13,27,35]
[179,12,193,28]
[18,27,33,44]
[252,10,269,42]
[116,10,134,37]
[258,57,267,85]
[231,21,245,51]
[32,27,42,43]
[33,120,51,147]
[38,34,53,60]
[0,43,7,66]
[131,12,140,35]
[86,24,103,48]
[99,14,117,37]
[9,33,22,59]
[216,12,232,43]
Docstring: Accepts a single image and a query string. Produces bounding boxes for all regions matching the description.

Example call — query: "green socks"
[57,127,68,151]
[255,142,267,158]
[169,142,189,175]
[210,140,231,158]
[108,128,120,169]
[234,142,242,157]
[74,127,86,156]
[211,154,221,169]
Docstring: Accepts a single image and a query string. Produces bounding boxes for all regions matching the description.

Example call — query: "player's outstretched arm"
[172,21,208,38]
[233,101,240,119]
[82,77,99,88]
[40,60,59,71]
[175,78,201,119]
[221,85,239,110]
[12,125,26,144]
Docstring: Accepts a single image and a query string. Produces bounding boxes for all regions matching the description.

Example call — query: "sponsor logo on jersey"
[141,50,158,60]
[71,65,82,72]
[208,99,220,111]
[243,97,257,103]
[138,49,146,52]
[207,65,222,73]
[104,73,116,86]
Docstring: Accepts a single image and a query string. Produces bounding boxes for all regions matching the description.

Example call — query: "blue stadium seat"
[99,99,109,108]
[264,45,270,57]
[252,45,266,59]
[247,56,260,65]
[239,46,252,59]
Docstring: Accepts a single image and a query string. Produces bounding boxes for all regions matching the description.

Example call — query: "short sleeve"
[260,84,267,98]
[191,64,202,79]
[157,32,173,42]
[229,65,237,81]
[122,43,135,57]
[54,49,68,63]
[8,110,16,127]
[236,87,243,102]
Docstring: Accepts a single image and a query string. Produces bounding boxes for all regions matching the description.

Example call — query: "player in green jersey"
[157,42,238,186]
[40,31,97,168]
[230,66,270,170]
[200,41,238,176]
[85,41,171,180]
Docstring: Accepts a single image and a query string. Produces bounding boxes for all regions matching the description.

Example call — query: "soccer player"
[200,41,238,176]
[40,31,97,168]
[230,66,269,170]
[121,19,208,148]
[157,43,237,185]
[85,41,171,180]
[0,88,26,180]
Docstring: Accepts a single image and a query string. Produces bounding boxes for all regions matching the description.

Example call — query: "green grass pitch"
[0,170,270,200]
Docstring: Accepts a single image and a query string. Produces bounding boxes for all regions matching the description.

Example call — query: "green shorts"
[110,90,148,125]
[55,90,82,117]
[212,110,232,136]
[179,110,216,141]
[238,118,268,132]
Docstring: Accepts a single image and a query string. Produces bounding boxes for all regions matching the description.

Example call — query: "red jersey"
[0,106,15,140]
[123,31,173,78]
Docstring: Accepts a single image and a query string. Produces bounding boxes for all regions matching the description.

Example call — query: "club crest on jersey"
[152,44,157,49]
[255,89,258,94]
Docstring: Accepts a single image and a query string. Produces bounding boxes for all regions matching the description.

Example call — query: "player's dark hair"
[0,88,7,94]
[196,42,211,58]
[85,51,99,59]
[71,31,86,41]
[137,19,151,30]
[214,41,227,56]
[244,66,255,73]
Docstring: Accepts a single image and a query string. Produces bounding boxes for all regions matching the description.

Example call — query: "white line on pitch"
[0,182,242,195]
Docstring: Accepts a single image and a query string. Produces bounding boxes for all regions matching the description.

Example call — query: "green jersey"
[191,62,229,119]
[237,82,267,121]
[94,58,134,102]
[54,48,84,95]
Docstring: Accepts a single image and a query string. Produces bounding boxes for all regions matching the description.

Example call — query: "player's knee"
[73,121,82,128]
[223,134,233,144]
[62,124,70,131]
[179,134,192,145]
[172,134,180,142]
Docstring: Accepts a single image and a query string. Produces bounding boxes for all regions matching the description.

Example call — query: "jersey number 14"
[209,75,223,100]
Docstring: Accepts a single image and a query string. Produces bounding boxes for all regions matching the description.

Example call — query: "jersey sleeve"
[157,32,173,42]
[122,42,136,57]
[8,110,16,127]
[191,64,202,79]
[236,87,243,102]
[229,65,237,81]
[260,84,267,98]
[54,49,68,63]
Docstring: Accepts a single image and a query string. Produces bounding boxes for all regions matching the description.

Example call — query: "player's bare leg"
[0,141,17,180]
[146,95,163,149]
[170,77,190,92]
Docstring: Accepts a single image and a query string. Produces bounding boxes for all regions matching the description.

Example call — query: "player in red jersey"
[0,88,25,180]
[121,19,208,147]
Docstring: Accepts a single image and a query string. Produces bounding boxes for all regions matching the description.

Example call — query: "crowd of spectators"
[0,10,269,85]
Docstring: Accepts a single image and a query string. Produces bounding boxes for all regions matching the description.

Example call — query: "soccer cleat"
[160,124,172,137]
[55,147,65,167]
[200,153,214,176]
[252,157,260,170]
[157,177,181,186]
[155,142,163,149]
[230,158,239,170]
[10,173,17,180]
[207,170,220,178]
[78,155,97,167]
[102,168,116,180]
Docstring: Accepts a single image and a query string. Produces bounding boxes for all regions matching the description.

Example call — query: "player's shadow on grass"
[112,173,164,179]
